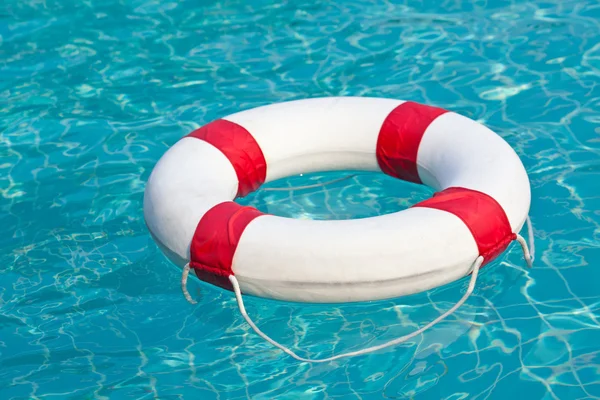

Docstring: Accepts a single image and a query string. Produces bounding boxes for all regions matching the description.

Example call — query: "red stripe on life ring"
[412,187,515,265]
[190,202,265,290]
[188,119,267,197]
[376,101,448,184]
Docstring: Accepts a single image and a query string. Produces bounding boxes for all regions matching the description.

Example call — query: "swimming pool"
[2,0,600,398]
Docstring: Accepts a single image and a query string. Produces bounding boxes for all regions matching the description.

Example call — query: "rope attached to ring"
[180,216,536,362]
[229,255,484,363]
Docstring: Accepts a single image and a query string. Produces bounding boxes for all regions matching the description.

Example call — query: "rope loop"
[183,215,536,362]
[229,256,484,363]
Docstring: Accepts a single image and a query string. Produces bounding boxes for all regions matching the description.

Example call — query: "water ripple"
[2,0,600,398]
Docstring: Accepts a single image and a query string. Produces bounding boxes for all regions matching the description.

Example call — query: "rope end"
[515,234,534,269]
[181,263,198,304]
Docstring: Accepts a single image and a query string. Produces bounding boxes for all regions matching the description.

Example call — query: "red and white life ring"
[144,96,532,304]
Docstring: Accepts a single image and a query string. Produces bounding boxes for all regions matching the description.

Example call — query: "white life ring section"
[143,97,531,303]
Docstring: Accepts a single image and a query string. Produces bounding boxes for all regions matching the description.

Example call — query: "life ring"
[144,96,532,304]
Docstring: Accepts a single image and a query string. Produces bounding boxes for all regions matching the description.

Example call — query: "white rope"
[515,234,534,269]
[181,263,197,305]
[229,256,484,363]
[513,214,535,269]
[526,215,535,262]
[184,215,537,361]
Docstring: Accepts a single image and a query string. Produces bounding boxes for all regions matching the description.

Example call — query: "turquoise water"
[2,0,600,398]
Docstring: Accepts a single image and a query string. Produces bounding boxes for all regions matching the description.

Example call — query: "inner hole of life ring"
[235,170,435,221]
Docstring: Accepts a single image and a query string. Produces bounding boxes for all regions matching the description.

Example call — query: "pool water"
[2,0,600,398]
